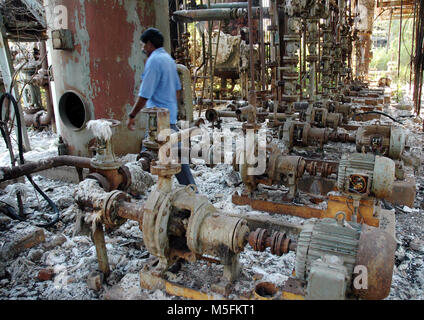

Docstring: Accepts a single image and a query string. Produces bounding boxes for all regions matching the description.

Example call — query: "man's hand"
[126,96,148,131]
[127,116,136,131]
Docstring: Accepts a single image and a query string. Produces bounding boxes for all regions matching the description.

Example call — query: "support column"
[354,0,376,81]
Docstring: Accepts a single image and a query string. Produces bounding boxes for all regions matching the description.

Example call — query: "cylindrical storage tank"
[45,0,171,156]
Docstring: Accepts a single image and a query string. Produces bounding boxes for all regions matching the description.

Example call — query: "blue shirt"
[138,47,181,124]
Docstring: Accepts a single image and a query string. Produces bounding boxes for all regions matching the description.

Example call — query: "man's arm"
[127,96,148,131]
[127,57,159,131]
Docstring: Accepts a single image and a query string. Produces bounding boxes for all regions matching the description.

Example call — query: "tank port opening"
[59,91,88,130]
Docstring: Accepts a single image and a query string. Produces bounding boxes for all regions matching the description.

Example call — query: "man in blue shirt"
[127,28,195,186]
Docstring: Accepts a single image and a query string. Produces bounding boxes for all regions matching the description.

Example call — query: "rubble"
[38,268,54,281]
[87,271,104,291]
[28,248,44,262]
[0,105,423,300]
[42,234,67,250]
[103,273,144,300]
[0,227,45,261]
[410,239,424,253]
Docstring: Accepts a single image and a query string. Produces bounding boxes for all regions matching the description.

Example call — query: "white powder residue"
[87,119,113,141]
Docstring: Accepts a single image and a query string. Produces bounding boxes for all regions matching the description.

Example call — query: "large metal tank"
[45,0,171,156]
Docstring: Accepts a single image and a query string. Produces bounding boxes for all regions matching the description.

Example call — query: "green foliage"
[393,85,404,103]
[370,17,415,85]
[370,47,390,71]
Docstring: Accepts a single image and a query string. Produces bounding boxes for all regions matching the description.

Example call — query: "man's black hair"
[140,27,164,48]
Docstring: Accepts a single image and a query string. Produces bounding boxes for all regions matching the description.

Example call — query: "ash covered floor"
[0,101,423,300]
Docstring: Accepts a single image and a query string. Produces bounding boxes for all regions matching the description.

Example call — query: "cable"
[352,111,404,124]
[0,200,25,221]
[0,92,60,228]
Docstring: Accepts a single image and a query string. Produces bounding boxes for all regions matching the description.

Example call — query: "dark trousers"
[142,123,196,186]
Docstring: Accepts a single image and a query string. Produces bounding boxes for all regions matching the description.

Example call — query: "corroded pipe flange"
[102,190,131,227]
[150,162,181,177]
[117,165,132,191]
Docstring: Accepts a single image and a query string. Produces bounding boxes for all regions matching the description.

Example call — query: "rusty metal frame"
[232,191,381,227]
[139,262,306,300]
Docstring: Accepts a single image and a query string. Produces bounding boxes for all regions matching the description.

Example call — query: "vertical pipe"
[300,20,304,100]
[38,41,55,127]
[397,0,403,79]
[192,21,197,96]
[259,0,266,91]
[409,1,417,92]
[92,224,110,276]
[412,0,421,115]
[248,0,256,106]
[302,19,307,100]
[176,0,181,46]
[386,8,393,53]
[269,0,278,117]
[317,20,321,94]
[208,0,214,105]
[212,21,222,92]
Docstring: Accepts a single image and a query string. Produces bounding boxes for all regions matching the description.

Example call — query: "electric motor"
[304,105,342,129]
[282,120,329,149]
[337,153,395,199]
[355,124,405,160]
[295,216,396,300]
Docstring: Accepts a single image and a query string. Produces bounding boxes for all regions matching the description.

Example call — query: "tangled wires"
[0,92,59,227]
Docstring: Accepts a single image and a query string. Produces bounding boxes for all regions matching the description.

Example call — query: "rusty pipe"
[173,8,246,22]
[173,7,267,22]
[205,109,236,122]
[247,0,256,110]
[25,42,54,128]
[258,112,291,121]
[0,155,92,182]
[116,200,186,237]
[38,42,54,126]
[202,2,248,8]
[235,107,291,121]
[116,201,144,222]
[235,105,255,123]
[196,98,248,107]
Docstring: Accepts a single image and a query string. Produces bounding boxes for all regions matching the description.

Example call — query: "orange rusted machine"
[232,135,408,229]
[70,109,396,300]
[74,170,396,300]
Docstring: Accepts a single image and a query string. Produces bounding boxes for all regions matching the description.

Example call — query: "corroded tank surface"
[45,0,171,156]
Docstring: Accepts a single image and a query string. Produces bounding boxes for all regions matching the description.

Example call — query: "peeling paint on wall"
[46,0,168,156]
